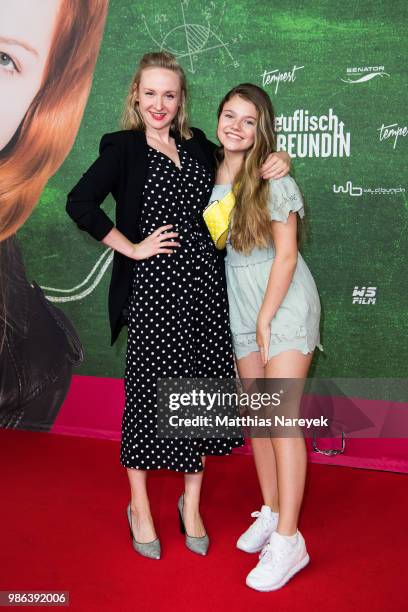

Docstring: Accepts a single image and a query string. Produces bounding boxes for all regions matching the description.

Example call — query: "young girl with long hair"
[207,84,322,590]
[66,53,291,559]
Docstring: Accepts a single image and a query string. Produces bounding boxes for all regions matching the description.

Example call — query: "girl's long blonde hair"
[218,84,290,254]
[0,0,109,243]
[121,51,191,140]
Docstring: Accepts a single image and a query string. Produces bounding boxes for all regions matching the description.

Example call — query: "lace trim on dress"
[270,191,305,223]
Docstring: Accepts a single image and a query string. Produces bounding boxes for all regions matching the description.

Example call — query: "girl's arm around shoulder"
[65,131,128,241]
[260,151,292,180]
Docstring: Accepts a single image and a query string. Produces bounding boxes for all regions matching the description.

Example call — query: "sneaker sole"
[246,554,310,591]
[236,541,265,554]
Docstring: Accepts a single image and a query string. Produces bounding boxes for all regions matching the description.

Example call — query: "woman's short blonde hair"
[121,51,191,139]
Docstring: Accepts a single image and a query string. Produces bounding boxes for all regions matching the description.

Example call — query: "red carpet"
[0,429,406,612]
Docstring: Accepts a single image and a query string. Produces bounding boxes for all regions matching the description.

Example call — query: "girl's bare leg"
[265,350,313,536]
[237,351,279,512]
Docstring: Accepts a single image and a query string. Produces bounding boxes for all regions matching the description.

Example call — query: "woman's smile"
[149,111,167,122]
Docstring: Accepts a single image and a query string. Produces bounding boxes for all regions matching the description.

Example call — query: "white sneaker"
[246,530,310,591]
[236,506,278,553]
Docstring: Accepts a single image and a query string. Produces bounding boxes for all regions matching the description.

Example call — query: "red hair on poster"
[0,0,109,241]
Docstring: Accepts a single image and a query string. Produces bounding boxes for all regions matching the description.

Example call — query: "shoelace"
[259,541,290,566]
[250,511,274,534]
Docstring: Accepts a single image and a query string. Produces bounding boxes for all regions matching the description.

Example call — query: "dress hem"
[120,441,244,473]
[234,340,323,362]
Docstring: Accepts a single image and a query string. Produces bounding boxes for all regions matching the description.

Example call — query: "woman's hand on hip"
[260,151,291,180]
[131,225,180,260]
[256,312,271,366]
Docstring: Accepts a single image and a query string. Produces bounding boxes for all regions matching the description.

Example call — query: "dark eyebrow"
[0,36,39,57]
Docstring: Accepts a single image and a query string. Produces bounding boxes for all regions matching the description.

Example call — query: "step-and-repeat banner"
[1,1,407,470]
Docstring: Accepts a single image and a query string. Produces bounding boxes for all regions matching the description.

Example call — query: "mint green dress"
[208,176,322,361]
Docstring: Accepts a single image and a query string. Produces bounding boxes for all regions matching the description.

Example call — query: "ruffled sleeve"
[267,176,305,223]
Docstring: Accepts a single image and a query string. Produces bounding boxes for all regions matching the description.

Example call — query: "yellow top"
[202,188,235,250]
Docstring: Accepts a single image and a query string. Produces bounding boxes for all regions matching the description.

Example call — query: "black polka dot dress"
[120,143,243,472]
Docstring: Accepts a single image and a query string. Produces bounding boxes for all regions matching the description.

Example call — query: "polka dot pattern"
[120,144,243,472]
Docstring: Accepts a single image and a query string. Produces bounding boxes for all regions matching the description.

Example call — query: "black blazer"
[66,127,218,345]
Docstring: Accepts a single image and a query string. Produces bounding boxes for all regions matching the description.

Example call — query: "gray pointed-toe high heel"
[177,494,209,556]
[126,503,161,560]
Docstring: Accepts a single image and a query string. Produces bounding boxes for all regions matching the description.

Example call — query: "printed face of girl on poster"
[0,0,109,430]
[0,0,61,150]
[0,0,109,240]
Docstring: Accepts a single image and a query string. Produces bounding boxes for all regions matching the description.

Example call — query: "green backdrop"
[18,0,408,387]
